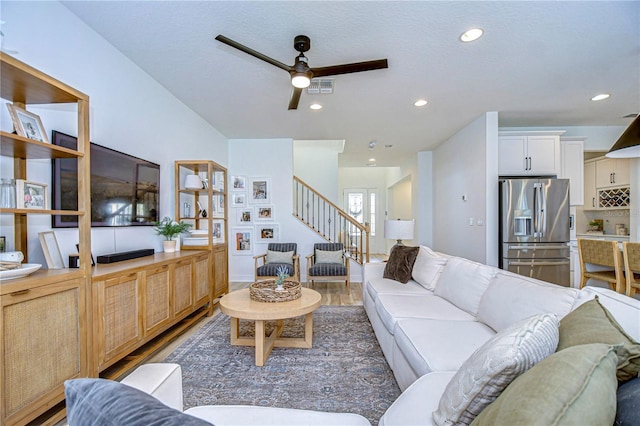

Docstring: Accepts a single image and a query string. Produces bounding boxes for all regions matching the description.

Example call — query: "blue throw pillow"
[616,377,640,425]
[65,378,213,426]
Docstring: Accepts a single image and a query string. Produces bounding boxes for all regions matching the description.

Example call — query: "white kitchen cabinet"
[595,157,630,188]
[498,131,563,176]
[584,160,597,209]
[560,137,584,206]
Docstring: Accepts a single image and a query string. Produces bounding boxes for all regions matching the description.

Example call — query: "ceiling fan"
[215,34,388,110]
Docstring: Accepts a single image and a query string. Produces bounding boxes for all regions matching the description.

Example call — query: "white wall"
[293,140,343,205]
[433,112,499,264]
[416,151,434,248]
[0,1,227,265]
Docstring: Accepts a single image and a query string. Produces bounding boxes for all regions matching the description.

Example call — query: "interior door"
[343,188,378,254]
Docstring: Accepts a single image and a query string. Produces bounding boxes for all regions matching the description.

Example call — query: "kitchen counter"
[576,233,631,242]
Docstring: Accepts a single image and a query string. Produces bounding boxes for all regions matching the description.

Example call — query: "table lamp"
[384,219,415,249]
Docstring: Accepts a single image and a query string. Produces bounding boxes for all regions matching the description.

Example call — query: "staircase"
[293,176,370,265]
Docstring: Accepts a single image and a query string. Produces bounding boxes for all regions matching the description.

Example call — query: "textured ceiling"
[61,1,640,167]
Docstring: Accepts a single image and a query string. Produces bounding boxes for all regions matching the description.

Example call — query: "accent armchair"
[306,242,350,293]
[254,243,300,283]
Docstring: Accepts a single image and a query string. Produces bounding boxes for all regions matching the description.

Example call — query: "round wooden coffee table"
[219,287,322,366]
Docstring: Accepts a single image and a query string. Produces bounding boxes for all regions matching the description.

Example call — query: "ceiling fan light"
[591,93,610,101]
[460,28,483,42]
[292,73,311,88]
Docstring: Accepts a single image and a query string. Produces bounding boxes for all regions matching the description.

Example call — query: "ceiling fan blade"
[311,59,388,78]
[215,35,292,72]
[288,87,303,110]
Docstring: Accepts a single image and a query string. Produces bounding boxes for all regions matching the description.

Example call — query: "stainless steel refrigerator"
[499,178,570,286]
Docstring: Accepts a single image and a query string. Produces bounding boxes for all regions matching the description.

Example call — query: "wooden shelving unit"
[175,160,229,299]
[0,53,91,426]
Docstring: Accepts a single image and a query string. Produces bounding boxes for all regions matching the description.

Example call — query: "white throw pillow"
[315,249,343,264]
[412,246,447,290]
[434,257,497,316]
[265,250,294,264]
[432,313,559,426]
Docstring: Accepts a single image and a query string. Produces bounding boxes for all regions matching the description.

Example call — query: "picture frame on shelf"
[237,208,253,224]
[6,103,49,143]
[255,205,275,221]
[230,175,247,191]
[38,231,64,269]
[256,223,279,242]
[75,243,96,266]
[232,227,253,255]
[214,171,225,191]
[212,219,225,243]
[0,236,5,252]
[16,179,48,209]
[212,194,225,218]
[249,177,270,203]
[231,192,246,208]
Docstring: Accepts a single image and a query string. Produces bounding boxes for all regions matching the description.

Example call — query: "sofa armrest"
[120,363,184,411]
[363,262,386,284]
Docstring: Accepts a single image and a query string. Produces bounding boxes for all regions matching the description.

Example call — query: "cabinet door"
[212,246,228,298]
[143,264,171,337]
[584,162,597,209]
[193,253,211,305]
[173,259,193,317]
[560,139,584,206]
[612,158,630,186]
[95,272,142,370]
[526,136,559,175]
[1,279,85,425]
[498,136,527,175]
[595,158,617,188]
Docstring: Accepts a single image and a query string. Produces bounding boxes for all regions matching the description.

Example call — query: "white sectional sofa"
[64,246,640,425]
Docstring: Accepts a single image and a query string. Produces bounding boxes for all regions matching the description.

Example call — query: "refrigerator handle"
[533,183,541,238]
[540,185,547,237]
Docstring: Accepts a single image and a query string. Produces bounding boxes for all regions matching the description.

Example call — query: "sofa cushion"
[64,378,212,426]
[434,257,497,316]
[366,277,428,302]
[432,313,559,426]
[558,296,640,382]
[186,406,371,426]
[412,245,447,290]
[375,293,475,335]
[266,250,293,264]
[395,319,495,376]
[384,245,420,283]
[476,272,578,332]
[616,377,640,426]
[470,344,618,426]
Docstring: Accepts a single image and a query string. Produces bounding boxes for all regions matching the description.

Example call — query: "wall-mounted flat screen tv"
[52,130,160,228]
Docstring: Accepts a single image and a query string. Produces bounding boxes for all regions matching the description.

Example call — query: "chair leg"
[579,275,587,289]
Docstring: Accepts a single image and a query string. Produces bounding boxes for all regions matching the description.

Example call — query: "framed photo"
[6,103,49,143]
[212,194,225,218]
[237,208,253,224]
[256,223,279,242]
[213,171,225,191]
[232,227,253,255]
[249,177,270,204]
[230,192,247,208]
[212,220,225,244]
[0,236,5,252]
[255,205,275,221]
[16,179,48,209]
[38,231,64,269]
[230,175,247,191]
[75,243,96,266]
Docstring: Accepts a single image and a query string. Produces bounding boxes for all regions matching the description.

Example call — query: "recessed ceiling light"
[310,103,322,110]
[591,94,610,101]
[460,28,483,42]
[368,158,376,162]
[414,99,428,107]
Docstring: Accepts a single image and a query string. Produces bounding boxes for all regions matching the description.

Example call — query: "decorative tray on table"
[249,280,302,303]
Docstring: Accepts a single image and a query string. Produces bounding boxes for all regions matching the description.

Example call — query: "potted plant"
[154,216,192,252]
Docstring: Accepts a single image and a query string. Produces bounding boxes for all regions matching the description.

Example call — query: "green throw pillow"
[471,344,619,426]
[557,296,640,382]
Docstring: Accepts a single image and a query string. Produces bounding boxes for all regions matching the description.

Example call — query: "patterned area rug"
[164,305,400,425]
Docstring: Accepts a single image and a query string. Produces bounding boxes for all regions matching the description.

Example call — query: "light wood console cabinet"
[92,251,212,378]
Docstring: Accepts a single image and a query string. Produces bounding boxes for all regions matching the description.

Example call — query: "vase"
[163,240,177,253]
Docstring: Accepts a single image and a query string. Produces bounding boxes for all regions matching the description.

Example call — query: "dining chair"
[578,238,624,293]
[254,243,300,283]
[622,242,640,297]
[306,242,350,293]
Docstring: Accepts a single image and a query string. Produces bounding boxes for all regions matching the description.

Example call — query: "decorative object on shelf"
[384,218,415,249]
[589,219,604,232]
[0,263,42,280]
[249,280,302,302]
[255,205,275,221]
[153,216,192,252]
[38,231,64,269]
[0,250,24,263]
[212,194,225,217]
[184,174,204,190]
[196,200,207,218]
[606,114,640,158]
[0,178,16,208]
[212,220,225,243]
[249,177,270,203]
[6,103,49,143]
[0,236,5,252]
[257,223,279,242]
[15,179,48,209]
